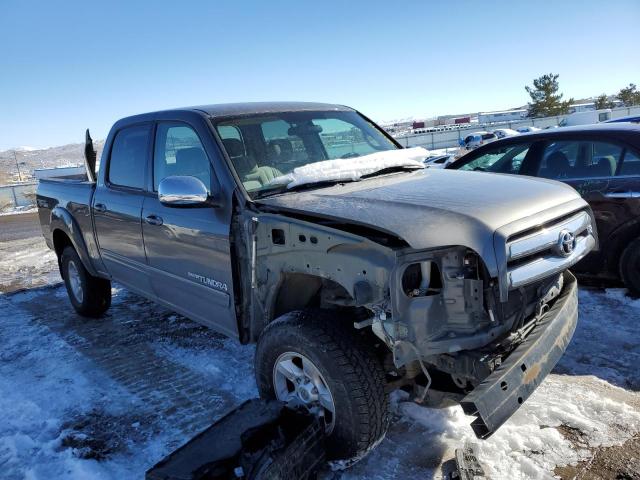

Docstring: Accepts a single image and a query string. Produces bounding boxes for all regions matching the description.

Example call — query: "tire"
[620,237,640,297]
[254,309,390,462]
[61,246,111,317]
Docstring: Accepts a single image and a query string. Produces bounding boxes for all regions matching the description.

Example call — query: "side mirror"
[158,176,217,207]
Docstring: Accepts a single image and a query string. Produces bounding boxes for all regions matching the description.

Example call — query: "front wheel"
[620,237,640,296]
[254,309,390,462]
[61,246,112,317]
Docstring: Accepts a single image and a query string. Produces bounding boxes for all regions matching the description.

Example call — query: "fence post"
[11,186,18,208]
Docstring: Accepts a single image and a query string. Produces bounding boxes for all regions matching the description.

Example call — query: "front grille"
[505,210,595,289]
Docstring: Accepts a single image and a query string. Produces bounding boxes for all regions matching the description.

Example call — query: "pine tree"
[617,84,640,107]
[594,93,614,110]
[525,74,574,118]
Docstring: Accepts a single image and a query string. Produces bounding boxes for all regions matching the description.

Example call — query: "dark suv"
[449,123,640,294]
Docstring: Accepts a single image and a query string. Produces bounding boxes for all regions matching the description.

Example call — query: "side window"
[108,125,151,189]
[458,143,531,174]
[620,149,640,176]
[153,124,212,191]
[314,118,386,159]
[539,141,623,180]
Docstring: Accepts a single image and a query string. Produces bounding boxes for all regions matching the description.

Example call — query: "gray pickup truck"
[37,102,596,461]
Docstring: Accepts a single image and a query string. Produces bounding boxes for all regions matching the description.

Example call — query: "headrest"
[222,138,245,158]
[546,151,570,174]
[594,156,616,177]
[267,139,293,162]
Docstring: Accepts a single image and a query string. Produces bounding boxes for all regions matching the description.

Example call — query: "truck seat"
[593,156,617,177]
[543,151,571,179]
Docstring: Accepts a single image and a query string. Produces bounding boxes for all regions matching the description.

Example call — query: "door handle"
[94,203,107,213]
[145,214,164,226]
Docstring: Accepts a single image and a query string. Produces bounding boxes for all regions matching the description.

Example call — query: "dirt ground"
[555,434,640,480]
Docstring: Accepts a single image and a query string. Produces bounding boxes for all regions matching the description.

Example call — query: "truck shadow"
[330,401,454,479]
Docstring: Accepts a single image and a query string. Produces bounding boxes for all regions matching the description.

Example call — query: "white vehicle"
[423,154,454,168]
[516,126,541,134]
[492,128,520,139]
[559,109,612,127]
[462,131,497,149]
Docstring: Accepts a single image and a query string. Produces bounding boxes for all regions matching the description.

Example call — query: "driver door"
[141,121,237,338]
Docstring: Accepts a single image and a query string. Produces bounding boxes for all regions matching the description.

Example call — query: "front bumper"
[460,271,578,439]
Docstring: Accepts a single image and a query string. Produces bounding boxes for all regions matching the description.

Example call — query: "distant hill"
[0,140,104,184]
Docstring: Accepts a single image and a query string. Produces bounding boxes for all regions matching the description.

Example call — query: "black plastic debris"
[451,442,486,480]
[146,399,326,480]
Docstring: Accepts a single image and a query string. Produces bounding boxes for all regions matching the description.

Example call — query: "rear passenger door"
[93,123,153,295]
[537,139,629,245]
[141,121,237,337]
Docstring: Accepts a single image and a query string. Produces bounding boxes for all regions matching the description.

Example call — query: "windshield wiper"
[360,165,423,179]
[251,178,355,199]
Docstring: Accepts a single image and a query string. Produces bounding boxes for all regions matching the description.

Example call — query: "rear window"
[481,133,496,140]
[108,125,151,189]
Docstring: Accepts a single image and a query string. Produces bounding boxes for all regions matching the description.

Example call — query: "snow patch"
[269,147,428,188]
[0,237,59,292]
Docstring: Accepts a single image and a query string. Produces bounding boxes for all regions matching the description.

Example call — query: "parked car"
[493,128,520,139]
[448,123,640,294]
[423,153,455,168]
[37,102,595,461]
[461,131,497,149]
[516,126,541,134]
[606,115,640,124]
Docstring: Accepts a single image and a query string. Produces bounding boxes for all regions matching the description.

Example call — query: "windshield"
[214,110,400,197]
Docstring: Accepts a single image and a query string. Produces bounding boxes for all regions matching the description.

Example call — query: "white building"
[478,109,527,124]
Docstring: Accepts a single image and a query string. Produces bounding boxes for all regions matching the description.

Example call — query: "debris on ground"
[452,442,486,480]
[146,399,326,480]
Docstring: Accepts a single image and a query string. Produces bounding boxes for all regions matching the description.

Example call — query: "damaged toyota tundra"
[37,102,597,463]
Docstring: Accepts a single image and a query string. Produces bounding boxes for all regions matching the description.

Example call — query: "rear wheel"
[61,246,111,317]
[254,309,390,463]
[620,237,640,297]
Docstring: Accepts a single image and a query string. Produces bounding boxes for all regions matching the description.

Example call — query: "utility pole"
[13,150,23,182]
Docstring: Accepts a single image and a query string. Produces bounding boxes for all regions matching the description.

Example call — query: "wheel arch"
[249,272,358,341]
[50,206,99,277]
[604,217,640,276]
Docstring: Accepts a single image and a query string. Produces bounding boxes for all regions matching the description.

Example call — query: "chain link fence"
[0,183,37,213]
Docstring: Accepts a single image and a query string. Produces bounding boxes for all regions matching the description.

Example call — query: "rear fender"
[50,206,99,277]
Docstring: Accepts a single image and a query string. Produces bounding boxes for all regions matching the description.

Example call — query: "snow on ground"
[0,236,639,479]
[0,206,38,216]
[0,236,58,292]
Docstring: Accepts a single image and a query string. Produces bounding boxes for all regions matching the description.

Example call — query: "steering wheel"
[340,152,360,159]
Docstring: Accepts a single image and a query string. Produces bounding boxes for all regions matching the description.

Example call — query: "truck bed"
[36,177,96,253]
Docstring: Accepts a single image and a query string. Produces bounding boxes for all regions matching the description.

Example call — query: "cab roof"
[190,101,353,118]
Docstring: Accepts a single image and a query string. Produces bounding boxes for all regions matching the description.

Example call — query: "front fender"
[50,206,100,277]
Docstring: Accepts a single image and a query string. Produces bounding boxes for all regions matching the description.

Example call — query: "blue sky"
[1,0,638,150]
